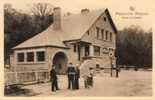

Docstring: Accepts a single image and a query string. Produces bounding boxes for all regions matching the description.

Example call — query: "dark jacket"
[75,68,80,79]
[50,69,57,81]
[66,66,76,78]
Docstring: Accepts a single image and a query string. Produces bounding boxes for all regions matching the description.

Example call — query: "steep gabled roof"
[13,8,117,49]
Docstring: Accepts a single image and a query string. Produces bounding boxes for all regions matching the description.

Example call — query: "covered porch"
[71,41,96,61]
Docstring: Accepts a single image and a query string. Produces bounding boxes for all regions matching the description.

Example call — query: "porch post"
[90,45,94,56]
[34,51,37,63]
[77,43,81,61]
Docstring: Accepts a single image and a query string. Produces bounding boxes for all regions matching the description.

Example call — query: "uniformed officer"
[50,65,59,92]
[66,62,76,89]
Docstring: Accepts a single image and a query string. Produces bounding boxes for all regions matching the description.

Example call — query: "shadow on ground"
[4,85,41,96]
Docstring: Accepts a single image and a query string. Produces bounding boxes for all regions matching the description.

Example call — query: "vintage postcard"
[1,0,154,99]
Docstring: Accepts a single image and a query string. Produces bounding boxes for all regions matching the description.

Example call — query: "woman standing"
[80,59,92,89]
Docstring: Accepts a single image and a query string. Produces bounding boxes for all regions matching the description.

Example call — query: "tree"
[30,3,54,32]
[116,26,152,68]
[4,3,53,64]
[31,3,53,19]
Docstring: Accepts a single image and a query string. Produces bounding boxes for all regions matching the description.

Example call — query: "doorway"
[53,52,68,74]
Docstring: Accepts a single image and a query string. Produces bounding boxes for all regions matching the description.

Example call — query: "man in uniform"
[66,62,76,89]
[50,65,59,92]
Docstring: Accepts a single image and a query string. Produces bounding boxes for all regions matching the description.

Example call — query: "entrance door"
[53,52,68,74]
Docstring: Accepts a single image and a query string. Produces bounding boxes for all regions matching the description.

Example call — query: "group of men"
[50,63,80,92]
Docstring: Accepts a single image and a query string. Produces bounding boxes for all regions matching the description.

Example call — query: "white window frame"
[16,49,46,64]
[26,52,34,62]
[36,51,46,62]
[17,52,25,62]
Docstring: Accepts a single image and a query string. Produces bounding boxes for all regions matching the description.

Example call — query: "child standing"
[88,73,93,87]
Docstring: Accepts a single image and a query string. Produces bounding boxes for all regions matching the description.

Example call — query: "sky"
[3,0,155,31]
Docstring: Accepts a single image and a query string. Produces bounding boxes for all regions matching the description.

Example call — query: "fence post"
[35,71,38,83]
[110,57,113,77]
[15,72,18,84]
[48,71,50,81]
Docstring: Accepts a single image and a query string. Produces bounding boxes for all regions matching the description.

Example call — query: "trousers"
[51,79,58,91]
[68,77,75,89]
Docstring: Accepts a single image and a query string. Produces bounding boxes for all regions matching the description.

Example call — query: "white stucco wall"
[46,45,80,68]
[13,48,48,71]
[11,11,117,75]
[81,12,116,68]
[81,12,116,50]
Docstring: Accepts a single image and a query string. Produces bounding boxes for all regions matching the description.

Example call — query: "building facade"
[8,7,117,84]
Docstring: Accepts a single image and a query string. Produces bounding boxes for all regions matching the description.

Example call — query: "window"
[96,27,100,39]
[101,29,104,40]
[104,17,106,21]
[73,44,77,52]
[27,52,34,62]
[94,46,100,56]
[103,47,108,54]
[84,45,90,56]
[17,53,24,62]
[106,30,108,40]
[110,32,112,41]
[37,51,45,62]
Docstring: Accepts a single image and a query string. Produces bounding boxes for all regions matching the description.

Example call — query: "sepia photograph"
[3,0,153,97]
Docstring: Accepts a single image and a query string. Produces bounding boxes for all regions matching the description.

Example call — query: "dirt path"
[12,70,152,96]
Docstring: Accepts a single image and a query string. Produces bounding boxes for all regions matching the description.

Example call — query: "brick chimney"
[81,8,89,14]
[53,7,61,30]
